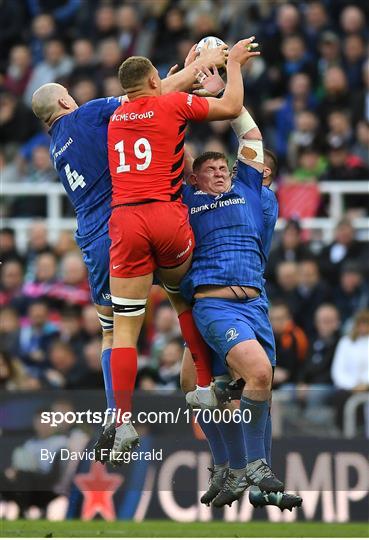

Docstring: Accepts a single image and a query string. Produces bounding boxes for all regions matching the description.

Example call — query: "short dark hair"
[193,151,228,173]
[118,56,153,91]
[264,148,278,178]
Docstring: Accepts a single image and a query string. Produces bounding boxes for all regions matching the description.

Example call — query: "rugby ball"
[195,36,227,54]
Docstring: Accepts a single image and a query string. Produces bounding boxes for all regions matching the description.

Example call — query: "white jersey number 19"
[115,138,152,173]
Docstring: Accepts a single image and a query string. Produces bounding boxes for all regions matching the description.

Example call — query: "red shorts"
[109,201,195,278]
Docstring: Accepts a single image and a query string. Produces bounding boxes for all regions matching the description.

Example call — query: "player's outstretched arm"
[231,107,264,173]
[204,37,260,121]
[162,44,228,94]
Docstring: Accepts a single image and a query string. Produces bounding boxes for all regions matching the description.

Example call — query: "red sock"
[178,309,212,386]
[110,347,137,423]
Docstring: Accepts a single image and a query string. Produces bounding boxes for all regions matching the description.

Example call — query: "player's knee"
[112,296,147,317]
[97,313,114,332]
[250,362,272,389]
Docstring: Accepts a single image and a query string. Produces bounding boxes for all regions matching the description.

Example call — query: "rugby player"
[179,105,285,498]
[181,145,301,510]
[30,44,228,459]
[107,38,260,459]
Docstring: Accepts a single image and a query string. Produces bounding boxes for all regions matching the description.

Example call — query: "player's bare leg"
[108,273,153,464]
[93,304,117,463]
[226,339,284,493]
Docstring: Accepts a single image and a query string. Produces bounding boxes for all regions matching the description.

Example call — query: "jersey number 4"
[65,164,86,191]
[115,138,152,173]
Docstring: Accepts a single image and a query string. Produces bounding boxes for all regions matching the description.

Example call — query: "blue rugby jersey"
[49,97,120,248]
[181,160,264,301]
[261,185,279,265]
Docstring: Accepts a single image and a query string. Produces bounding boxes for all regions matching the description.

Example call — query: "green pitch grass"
[1,520,368,538]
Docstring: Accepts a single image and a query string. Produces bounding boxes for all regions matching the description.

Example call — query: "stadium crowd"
[1,0,368,436]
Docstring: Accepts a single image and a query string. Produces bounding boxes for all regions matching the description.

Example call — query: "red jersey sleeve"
[168,92,209,122]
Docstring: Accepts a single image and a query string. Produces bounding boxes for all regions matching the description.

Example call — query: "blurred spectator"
[270,301,309,387]
[81,304,101,339]
[287,110,323,169]
[4,45,33,97]
[342,34,366,90]
[97,38,122,80]
[22,252,58,303]
[58,306,86,357]
[263,3,301,65]
[331,309,369,431]
[339,5,367,37]
[266,219,313,283]
[71,78,99,105]
[17,299,59,376]
[0,0,25,65]
[80,337,104,389]
[23,145,57,184]
[53,230,78,259]
[157,338,183,390]
[116,5,142,59]
[44,340,84,388]
[29,14,57,64]
[352,120,369,166]
[0,91,41,147]
[290,146,327,183]
[136,366,161,391]
[351,59,369,125]
[153,6,188,73]
[0,306,21,356]
[304,1,331,51]
[0,409,68,517]
[274,73,317,160]
[317,31,341,76]
[24,221,51,279]
[294,259,332,338]
[151,302,181,364]
[299,303,340,386]
[57,252,90,306]
[0,349,40,391]
[319,218,364,285]
[69,39,98,84]
[0,228,23,264]
[24,39,74,105]
[294,303,341,424]
[267,261,299,315]
[333,261,369,326]
[0,259,26,312]
[91,4,117,42]
[326,110,353,149]
[318,67,350,125]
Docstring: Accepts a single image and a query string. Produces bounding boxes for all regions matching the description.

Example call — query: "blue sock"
[197,412,228,466]
[264,412,272,467]
[217,419,246,469]
[101,348,115,410]
[241,396,269,463]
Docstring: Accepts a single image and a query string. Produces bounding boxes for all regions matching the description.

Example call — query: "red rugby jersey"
[108,92,209,205]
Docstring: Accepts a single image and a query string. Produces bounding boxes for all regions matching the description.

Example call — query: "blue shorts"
[81,232,111,306]
[193,296,276,373]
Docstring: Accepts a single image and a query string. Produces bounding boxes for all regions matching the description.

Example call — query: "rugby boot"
[212,467,249,507]
[200,465,229,506]
[109,421,139,466]
[245,459,284,493]
[249,487,303,512]
[186,384,219,410]
[94,422,116,463]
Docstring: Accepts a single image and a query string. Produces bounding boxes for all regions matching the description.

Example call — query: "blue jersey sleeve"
[234,159,263,195]
[77,97,122,127]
